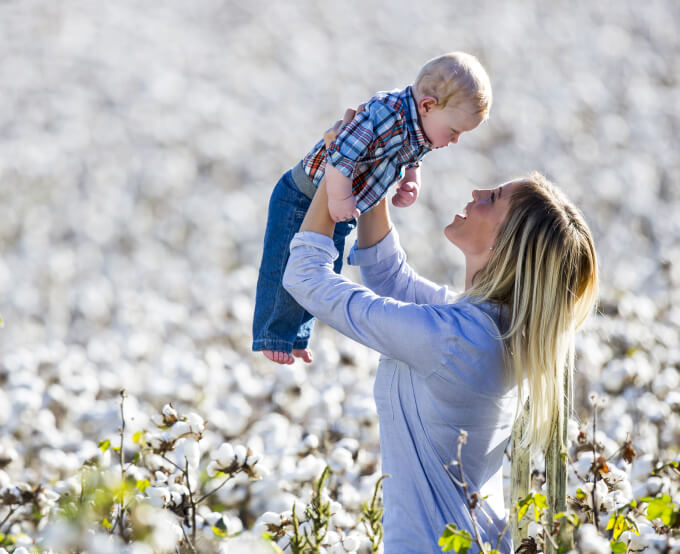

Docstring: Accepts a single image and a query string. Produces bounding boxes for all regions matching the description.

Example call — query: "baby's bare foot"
[292,348,313,363]
[262,350,294,365]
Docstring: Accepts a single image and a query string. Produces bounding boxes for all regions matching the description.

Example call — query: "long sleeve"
[347,227,459,305]
[283,231,471,377]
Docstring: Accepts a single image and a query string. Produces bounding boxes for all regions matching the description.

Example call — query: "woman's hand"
[323,107,361,148]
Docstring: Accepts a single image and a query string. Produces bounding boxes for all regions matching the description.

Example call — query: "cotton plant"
[439,393,680,554]
[250,464,378,554]
[0,395,270,553]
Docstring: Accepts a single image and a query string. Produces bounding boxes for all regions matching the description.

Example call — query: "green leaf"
[576,488,587,500]
[102,518,113,530]
[136,479,150,492]
[613,515,626,541]
[661,506,675,527]
[112,446,121,452]
[132,431,144,444]
[518,503,530,521]
[212,525,227,537]
[533,493,548,509]
[440,526,455,540]
[647,498,670,520]
[610,540,627,553]
[98,440,111,453]
[606,513,616,530]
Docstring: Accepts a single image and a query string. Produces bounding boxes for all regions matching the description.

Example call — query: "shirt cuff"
[326,150,356,179]
[347,227,401,266]
[406,161,421,169]
[290,231,339,260]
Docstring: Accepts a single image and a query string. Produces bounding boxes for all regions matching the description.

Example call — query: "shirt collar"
[403,85,432,151]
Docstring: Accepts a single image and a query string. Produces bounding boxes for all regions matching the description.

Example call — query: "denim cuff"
[290,231,339,261]
[347,227,400,266]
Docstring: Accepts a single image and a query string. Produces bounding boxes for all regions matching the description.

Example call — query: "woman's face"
[444,181,518,256]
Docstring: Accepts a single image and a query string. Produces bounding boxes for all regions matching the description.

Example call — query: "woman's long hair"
[466,172,599,452]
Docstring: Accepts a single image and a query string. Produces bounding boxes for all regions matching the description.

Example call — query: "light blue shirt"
[283,228,518,553]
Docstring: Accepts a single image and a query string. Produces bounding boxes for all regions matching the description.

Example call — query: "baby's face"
[419,101,484,149]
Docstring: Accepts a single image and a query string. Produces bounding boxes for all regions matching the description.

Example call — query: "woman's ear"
[417,96,438,116]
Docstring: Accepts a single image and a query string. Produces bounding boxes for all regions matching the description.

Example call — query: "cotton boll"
[638,391,671,422]
[293,455,328,482]
[185,412,205,434]
[168,421,191,440]
[337,482,361,511]
[216,443,235,466]
[575,451,594,479]
[146,486,170,507]
[212,396,252,436]
[582,480,611,513]
[234,444,248,466]
[206,462,220,479]
[329,447,354,474]
[331,508,356,529]
[150,510,183,551]
[323,530,340,545]
[299,433,320,454]
[652,367,680,398]
[601,358,635,393]
[577,523,611,554]
[224,513,244,535]
[567,419,581,445]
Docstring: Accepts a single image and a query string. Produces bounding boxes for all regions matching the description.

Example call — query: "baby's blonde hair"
[414,52,492,118]
[466,172,598,453]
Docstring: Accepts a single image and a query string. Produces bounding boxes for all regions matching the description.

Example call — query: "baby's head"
[413,52,492,148]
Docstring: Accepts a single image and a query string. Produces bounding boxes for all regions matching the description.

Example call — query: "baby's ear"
[417,96,438,115]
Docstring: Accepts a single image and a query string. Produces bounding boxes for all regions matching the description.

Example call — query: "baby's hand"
[328,193,360,222]
[391,181,419,208]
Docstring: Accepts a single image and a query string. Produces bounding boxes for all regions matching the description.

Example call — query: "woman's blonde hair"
[414,52,492,118]
[466,172,598,452]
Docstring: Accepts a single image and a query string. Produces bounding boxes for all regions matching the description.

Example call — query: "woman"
[282,118,598,552]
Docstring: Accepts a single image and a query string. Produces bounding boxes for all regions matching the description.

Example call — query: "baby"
[253,52,492,364]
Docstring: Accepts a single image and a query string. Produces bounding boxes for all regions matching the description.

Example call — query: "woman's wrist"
[299,179,336,238]
[357,198,392,249]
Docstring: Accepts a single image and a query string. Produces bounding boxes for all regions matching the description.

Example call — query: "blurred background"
[0,0,679,501]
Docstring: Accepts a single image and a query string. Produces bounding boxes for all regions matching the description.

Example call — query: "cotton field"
[0,1,679,553]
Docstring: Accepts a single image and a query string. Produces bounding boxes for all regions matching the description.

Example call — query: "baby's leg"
[253,170,314,364]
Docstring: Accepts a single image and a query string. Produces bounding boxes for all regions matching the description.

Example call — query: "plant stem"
[195,474,233,505]
[455,437,486,549]
[118,389,127,539]
[592,405,600,529]
[181,521,198,554]
[0,505,18,532]
[185,457,198,547]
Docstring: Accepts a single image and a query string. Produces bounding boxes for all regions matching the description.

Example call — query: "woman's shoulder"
[443,296,509,338]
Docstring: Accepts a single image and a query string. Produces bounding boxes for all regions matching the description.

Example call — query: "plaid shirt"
[300,85,432,213]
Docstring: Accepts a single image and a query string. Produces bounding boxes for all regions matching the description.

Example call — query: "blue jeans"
[252,168,356,352]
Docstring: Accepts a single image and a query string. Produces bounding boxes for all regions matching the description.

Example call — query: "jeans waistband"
[292,161,317,200]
